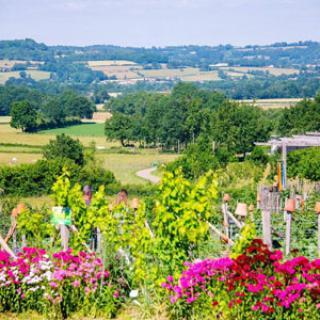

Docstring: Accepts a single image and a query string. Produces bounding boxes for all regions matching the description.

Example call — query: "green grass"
[0,70,50,84]
[0,117,177,185]
[0,121,117,147]
[38,123,105,137]
[97,153,177,185]
[0,152,42,165]
[238,98,302,109]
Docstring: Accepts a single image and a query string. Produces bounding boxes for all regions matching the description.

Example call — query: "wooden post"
[285,212,292,256]
[260,186,272,249]
[284,199,295,256]
[21,234,27,248]
[221,203,229,238]
[318,214,320,257]
[282,142,287,190]
[60,225,70,251]
[96,228,102,253]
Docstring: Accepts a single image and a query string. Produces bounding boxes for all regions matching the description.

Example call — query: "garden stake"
[285,198,295,256]
[260,187,272,249]
[222,194,230,238]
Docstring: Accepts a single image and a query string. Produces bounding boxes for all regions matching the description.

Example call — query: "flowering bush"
[163,240,320,319]
[0,248,119,318]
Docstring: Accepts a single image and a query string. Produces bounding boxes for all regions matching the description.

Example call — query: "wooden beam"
[226,210,244,229]
[207,222,234,245]
[0,234,16,258]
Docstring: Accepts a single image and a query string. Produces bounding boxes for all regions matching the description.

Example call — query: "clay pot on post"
[315,202,320,214]
[131,198,139,211]
[223,194,231,203]
[235,203,247,217]
[285,199,296,213]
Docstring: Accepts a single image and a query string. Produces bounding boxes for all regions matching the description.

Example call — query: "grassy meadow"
[38,123,105,137]
[239,98,303,109]
[0,117,177,185]
[219,66,298,76]
[0,121,115,147]
[97,153,177,185]
[87,60,300,82]
[0,70,50,84]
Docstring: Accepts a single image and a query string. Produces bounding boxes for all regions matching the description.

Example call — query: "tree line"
[104,83,271,152]
[1,39,320,69]
[104,83,320,177]
[0,85,96,132]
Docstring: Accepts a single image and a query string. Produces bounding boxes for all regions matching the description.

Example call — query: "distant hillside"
[1,39,320,99]
[1,39,320,68]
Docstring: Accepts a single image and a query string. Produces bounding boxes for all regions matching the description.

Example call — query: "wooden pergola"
[256,132,320,189]
[256,132,320,255]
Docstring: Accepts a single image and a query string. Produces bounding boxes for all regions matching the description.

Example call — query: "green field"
[239,98,303,109]
[88,60,300,83]
[97,153,177,185]
[0,151,177,185]
[0,121,116,147]
[38,123,105,137]
[140,67,220,81]
[0,117,177,185]
[0,70,50,84]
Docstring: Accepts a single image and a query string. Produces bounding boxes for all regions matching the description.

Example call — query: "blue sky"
[0,0,319,47]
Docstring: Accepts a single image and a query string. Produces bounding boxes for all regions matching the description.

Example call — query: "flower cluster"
[0,248,116,316]
[163,240,320,318]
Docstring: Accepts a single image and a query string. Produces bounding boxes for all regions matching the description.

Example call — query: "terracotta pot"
[16,203,26,214]
[223,194,231,202]
[315,202,320,214]
[235,203,247,216]
[285,199,296,213]
[257,193,261,202]
[131,198,139,210]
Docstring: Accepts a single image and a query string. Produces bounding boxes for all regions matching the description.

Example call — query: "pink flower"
[167,275,174,282]
[72,280,80,288]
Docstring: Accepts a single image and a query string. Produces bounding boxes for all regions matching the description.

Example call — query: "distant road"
[136,167,161,184]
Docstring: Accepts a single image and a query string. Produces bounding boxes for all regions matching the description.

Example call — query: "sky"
[0,0,319,47]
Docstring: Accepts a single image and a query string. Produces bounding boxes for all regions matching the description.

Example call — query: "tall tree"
[210,102,271,156]
[105,113,134,146]
[10,100,37,132]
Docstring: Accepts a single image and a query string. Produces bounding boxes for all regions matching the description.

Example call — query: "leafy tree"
[277,96,320,135]
[40,97,66,125]
[10,100,37,132]
[105,113,134,146]
[247,146,270,165]
[43,134,84,166]
[59,91,96,119]
[167,135,234,179]
[287,147,320,181]
[210,102,271,156]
